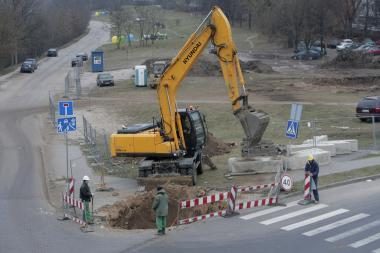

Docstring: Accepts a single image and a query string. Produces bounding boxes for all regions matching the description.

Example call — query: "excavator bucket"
[235,107,270,157]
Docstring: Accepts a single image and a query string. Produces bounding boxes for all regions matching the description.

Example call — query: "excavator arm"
[157,6,269,156]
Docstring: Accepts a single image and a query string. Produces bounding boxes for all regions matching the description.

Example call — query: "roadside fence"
[64,66,82,99]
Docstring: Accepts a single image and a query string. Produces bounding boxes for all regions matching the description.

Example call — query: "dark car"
[76,52,88,61]
[292,50,321,60]
[20,62,34,73]
[25,58,38,70]
[366,46,380,56]
[97,73,114,87]
[356,96,380,122]
[47,48,58,57]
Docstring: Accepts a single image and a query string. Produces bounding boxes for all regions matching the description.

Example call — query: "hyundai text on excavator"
[109,6,270,185]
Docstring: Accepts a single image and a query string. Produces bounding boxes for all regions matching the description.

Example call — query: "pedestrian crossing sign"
[286,120,299,139]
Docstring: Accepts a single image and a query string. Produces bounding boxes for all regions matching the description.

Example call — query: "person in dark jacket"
[152,186,168,235]
[80,175,93,223]
[305,155,320,203]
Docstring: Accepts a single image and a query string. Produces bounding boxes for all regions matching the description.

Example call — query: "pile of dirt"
[239,60,275,74]
[141,57,274,76]
[98,184,225,229]
[323,51,380,69]
[204,132,233,157]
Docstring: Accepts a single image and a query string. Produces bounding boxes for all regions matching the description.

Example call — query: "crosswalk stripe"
[372,248,380,253]
[260,204,328,225]
[281,209,349,231]
[240,201,298,220]
[303,213,369,236]
[325,220,380,242]
[349,232,380,248]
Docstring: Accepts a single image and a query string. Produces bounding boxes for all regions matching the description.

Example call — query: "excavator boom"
[157,6,269,155]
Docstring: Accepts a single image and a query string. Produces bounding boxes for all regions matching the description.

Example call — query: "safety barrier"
[298,174,313,205]
[178,182,280,225]
[61,192,94,232]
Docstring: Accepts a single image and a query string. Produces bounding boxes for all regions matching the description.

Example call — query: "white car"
[336,39,353,51]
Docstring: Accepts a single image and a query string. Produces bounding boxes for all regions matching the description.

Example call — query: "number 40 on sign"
[280,174,293,191]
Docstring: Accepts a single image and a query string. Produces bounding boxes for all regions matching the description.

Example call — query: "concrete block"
[228,157,283,174]
[303,135,328,145]
[343,139,358,152]
[285,148,331,170]
[287,143,336,156]
[320,140,352,155]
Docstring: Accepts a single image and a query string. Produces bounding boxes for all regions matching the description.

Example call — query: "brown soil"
[98,184,225,229]
[323,51,380,69]
[141,57,274,76]
[204,132,233,157]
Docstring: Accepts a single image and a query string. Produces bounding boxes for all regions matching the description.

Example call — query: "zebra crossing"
[240,201,380,252]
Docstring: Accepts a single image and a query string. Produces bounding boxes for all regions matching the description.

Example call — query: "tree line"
[0,0,91,69]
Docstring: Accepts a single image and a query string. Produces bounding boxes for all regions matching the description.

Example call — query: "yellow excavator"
[110,6,269,185]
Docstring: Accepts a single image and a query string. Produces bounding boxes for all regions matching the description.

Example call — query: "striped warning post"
[69,177,75,198]
[235,197,277,211]
[304,174,311,200]
[63,193,84,210]
[178,210,227,225]
[237,183,276,193]
[298,174,313,205]
[64,213,86,226]
[180,192,228,209]
[227,185,238,213]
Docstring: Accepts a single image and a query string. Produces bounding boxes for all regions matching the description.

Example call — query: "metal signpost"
[285,104,303,172]
[57,101,75,193]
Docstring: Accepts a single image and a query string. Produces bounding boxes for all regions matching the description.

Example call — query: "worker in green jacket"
[152,186,168,235]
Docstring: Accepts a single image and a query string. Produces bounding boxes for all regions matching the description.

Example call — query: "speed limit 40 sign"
[280,174,293,191]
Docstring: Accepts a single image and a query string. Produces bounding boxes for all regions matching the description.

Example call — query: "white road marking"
[325,220,380,242]
[281,209,349,231]
[303,213,369,236]
[240,201,298,220]
[349,232,380,248]
[260,204,328,225]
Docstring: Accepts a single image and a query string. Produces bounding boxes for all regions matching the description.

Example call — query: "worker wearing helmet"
[80,175,93,224]
[305,155,320,203]
[152,186,168,235]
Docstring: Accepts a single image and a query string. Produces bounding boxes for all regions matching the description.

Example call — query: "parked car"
[76,52,88,61]
[20,62,34,73]
[96,73,114,87]
[366,46,380,56]
[291,50,321,60]
[356,96,380,122]
[47,48,58,57]
[327,38,339,49]
[25,58,38,70]
[336,39,354,51]
[353,44,373,52]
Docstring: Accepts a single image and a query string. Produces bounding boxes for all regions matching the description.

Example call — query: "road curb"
[280,173,380,200]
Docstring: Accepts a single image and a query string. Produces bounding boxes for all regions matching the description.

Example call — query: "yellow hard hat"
[307,154,314,161]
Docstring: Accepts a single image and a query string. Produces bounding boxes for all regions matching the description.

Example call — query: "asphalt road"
[0,21,154,253]
[135,180,380,253]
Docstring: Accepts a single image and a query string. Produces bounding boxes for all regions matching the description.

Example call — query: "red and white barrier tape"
[180,192,228,209]
[63,193,84,210]
[235,197,277,211]
[64,213,86,226]
[178,210,227,225]
[303,175,311,200]
[237,183,276,193]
